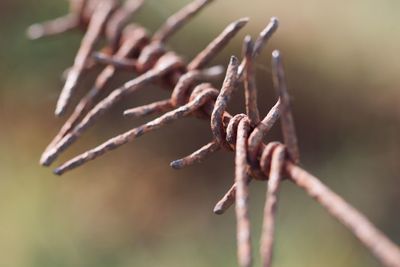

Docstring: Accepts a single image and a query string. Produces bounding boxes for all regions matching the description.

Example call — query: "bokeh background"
[1,0,399,266]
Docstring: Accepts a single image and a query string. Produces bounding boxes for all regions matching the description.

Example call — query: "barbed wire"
[27,1,400,267]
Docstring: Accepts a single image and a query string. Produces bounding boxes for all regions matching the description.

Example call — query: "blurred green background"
[0,0,399,266]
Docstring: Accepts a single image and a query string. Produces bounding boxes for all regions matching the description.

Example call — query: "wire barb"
[271,50,300,163]
[124,99,173,118]
[188,18,249,70]
[93,52,137,69]
[55,0,117,116]
[40,16,247,166]
[152,0,214,43]
[26,13,80,40]
[211,56,239,148]
[54,85,218,175]
[170,140,220,169]
[253,17,279,57]
[243,36,260,127]
[41,52,183,166]
[40,25,149,163]
[260,145,285,267]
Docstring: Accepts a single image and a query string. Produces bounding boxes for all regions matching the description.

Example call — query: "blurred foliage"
[0,0,399,266]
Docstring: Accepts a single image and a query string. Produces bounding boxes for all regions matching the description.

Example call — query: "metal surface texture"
[28,1,400,267]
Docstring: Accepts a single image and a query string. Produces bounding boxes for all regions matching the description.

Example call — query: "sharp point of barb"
[55,81,75,116]
[230,55,239,65]
[244,35,252,45]
[170,160,183,169]
[53,168,63,176]
[54,105,65,117]
[122,110,130,116]
[213,205,225,215]
[26,24,44,40]
[236,17,250,27]
[270,16,279,26]
[40,159,51,167]
[122,108,138,116]
[40,152,53,167]
[243,35,253,56]
[272,49,281,59]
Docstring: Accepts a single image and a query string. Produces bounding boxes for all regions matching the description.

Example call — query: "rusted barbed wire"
[260,144,285,267]
[28,1,400,267]
[38,6,250,166]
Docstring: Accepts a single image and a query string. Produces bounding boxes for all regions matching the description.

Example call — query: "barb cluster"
[28,1,400,267]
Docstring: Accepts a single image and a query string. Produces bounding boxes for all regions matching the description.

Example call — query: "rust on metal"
[271,50,300,163]
[152,0,214,43]
[188,18,249,71]
[170,140,220,169]
[286,162,400,267]
[247,100,281,165]
[234,117,252,267]
[54,85,219,175]
[29,1,400,267]
[56,0,118,116]
[260,144,285,267]
[40,14,249,166]
[243,36,260,127]
[211,56,239,149]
